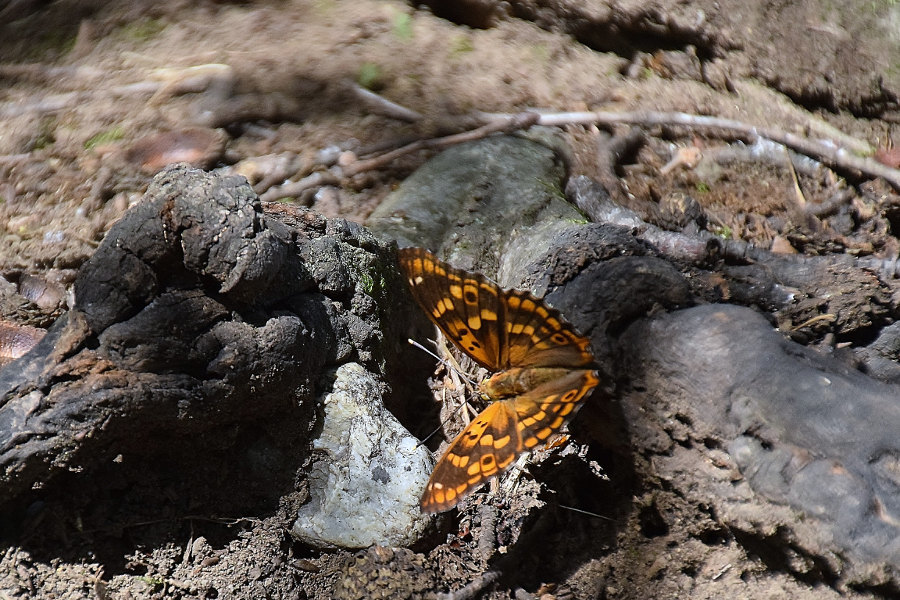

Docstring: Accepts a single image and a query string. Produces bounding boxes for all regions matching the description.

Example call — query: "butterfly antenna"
[406,338,478,387]
[407,337,446,364]
[418,413,455,446]
[556,503,615,521]
[407,337,480,447]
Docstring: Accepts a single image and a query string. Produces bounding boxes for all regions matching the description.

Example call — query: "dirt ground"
[2,1,900,599]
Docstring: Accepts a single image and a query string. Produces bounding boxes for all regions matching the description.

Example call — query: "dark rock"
[368,132,575,279]
[0,165,411,530]
[620,304,900,580]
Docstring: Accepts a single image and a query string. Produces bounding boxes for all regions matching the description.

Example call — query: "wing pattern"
[398,247,600,513]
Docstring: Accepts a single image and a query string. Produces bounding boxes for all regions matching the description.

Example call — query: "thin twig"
[556,503,614,521]
[0,82,168,118]
[0,64,105,81]
[350,83,423,122]
[784,146,807,207]
[504,110,900,190]
[475,504,498,564]
[566,175,784,266]
[340,112,540,177]
[435,570,501,600]
[703,138,829,180]
[340,107,898,191]
[711,563,733,581]
[0,153,33,165]
[258,171,340,202]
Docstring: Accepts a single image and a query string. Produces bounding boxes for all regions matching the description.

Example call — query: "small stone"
[0,319,46,366]
[770,235,797,254]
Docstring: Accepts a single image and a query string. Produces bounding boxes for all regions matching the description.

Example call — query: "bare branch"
[340,112,539,177]
[340,108,897,193]
[349,83,423,123]
[258,171,340,203]
[514,110,900,190]
[435,570,501,600]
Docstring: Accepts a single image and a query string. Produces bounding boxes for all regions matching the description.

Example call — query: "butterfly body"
[481,366,577,397]
[398,247,599,514]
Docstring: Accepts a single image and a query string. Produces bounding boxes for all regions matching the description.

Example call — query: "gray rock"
[367,131,584,289]
[292,363,433,549]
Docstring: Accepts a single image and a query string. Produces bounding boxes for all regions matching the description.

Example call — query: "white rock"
[292,363,433,548]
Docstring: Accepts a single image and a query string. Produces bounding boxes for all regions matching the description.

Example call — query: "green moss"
[357,261,390,302]
[710,224,733,240]
[357,62,383,91]
[392,13,413,41]
[360,272,375,295]
[84,127,125,150]
[695,181,711,194]
[449,35,474,57]
[536,177,565,199]
[119,18,166,43]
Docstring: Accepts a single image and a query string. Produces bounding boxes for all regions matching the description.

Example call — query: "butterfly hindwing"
[419,369,599,513]
[512,369,600,450]
[420,400,522,513]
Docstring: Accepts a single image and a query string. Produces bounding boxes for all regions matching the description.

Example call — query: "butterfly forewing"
[398,247,503,370]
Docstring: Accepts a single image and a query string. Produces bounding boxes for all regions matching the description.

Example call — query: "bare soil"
[1,1,899,599]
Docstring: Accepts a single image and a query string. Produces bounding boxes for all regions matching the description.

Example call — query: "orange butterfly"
[398,248,599,513]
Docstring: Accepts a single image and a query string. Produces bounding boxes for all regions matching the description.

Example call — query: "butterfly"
[397,247,600,514]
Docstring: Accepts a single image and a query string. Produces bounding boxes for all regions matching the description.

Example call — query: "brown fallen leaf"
[126,127,227,173]
[0,319,46,366]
